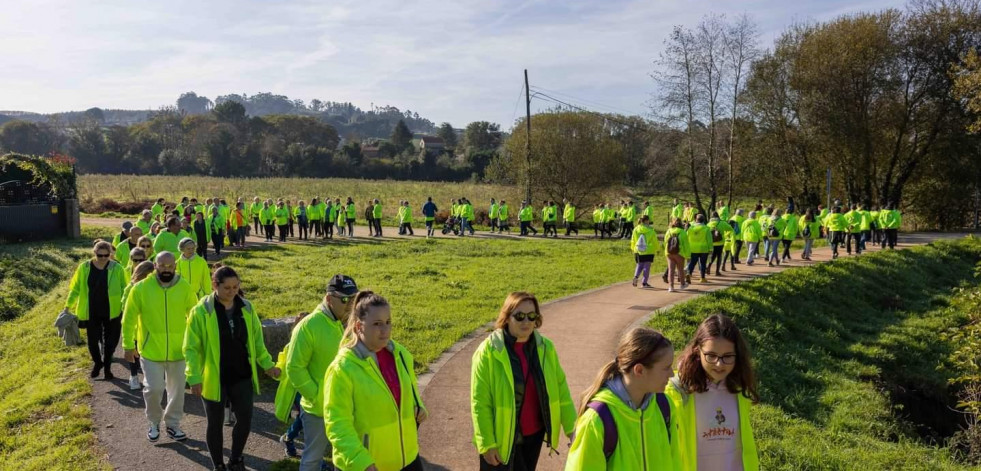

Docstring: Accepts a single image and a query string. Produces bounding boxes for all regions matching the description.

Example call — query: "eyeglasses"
[131,258,146,264]
[331,294,351,304]
[95,253,110,258]
[511,311,540,322]
[700,350,737,365]
[140,245,152,249]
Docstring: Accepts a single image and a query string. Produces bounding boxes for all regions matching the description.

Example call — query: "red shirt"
[376,348,401,408]
[514,342,543,436]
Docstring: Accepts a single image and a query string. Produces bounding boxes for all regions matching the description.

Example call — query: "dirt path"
[86,233,959,470]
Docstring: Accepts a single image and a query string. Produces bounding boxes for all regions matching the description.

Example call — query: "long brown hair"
[493,292,543,330]
[342,291,389,347]
[577,327,673,416]
[676,313,759,403]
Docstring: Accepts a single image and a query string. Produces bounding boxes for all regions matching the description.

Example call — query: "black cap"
[327,274,358,296]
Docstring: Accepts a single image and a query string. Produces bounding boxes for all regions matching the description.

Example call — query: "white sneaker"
[166,425,187,441]
[129,375,141,390]
[147,423,160,442]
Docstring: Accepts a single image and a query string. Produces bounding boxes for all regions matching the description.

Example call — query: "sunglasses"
[331,294,351,304]
[511,311,540,322]
[95,253,110,258]
[131,258,146,264]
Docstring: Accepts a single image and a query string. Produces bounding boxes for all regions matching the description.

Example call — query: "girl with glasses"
[64,240,128,379]
[666,314,760,471]
[471,292,576,470]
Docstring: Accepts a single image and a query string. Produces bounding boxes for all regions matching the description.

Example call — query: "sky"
[0,0,906,131]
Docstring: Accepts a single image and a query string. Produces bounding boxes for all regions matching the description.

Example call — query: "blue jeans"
[299,413,331,471]
[286,394,303,441]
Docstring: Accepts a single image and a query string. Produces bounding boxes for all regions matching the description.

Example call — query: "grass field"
[649,237,981,470]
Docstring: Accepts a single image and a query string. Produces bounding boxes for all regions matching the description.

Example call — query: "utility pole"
[524,69,532,204]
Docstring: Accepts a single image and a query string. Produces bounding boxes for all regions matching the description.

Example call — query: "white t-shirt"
[695,381,743,471]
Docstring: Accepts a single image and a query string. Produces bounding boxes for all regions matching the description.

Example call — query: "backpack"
[729,220,740,236]
[802,224,811,238]
[585,393,672,460]
[711,227,722,242]
[667,233,681,254]
[767,223,779,238]
[636,233,648,253]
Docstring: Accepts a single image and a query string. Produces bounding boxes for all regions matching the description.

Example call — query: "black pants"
[831,231,844,257]
[253,216,260,233]
[565,222,578,236]
[288,220,294,237]
[311,220,322,237]
[846,232,859,253]
[884,229,898,249]
[278,225,288,241]
[325,220,333,238]
[621,221,634,238]
[490,219,498,231]
[264,224,275,241]
[203,379,254,468]
[734,240,743,262]
[196,241,207,259]
[299,220,309,240]
[723,249,736,269]
[86,315,121,370]
[347,219,355,236]
[479,429,545,471]
[708,245,724,273]
[212,229,224,256]
[400,223,414,235]
[781,239,792,260]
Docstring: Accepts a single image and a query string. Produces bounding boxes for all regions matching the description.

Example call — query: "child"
[666,314,760,471]
[566,327,680,469]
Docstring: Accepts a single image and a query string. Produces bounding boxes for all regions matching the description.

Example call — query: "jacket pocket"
[141,331,151,351]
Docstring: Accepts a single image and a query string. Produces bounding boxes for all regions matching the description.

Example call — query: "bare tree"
[695,14,729,214]
[723,14,760,206]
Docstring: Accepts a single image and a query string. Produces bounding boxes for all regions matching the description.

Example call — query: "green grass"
[219,236,639,370]
[0,226,115,471]
[649,236,981,470]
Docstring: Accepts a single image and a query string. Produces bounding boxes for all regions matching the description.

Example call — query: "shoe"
[680,283,689,290]
[721,266,727,272]
[147,423,160,442]
[129,375,141,390]
[642,283,652,288]
[214,465,227,471]
[667,288,675,292]
[730,266,737,270]
[91,363,102,378]
[715,271,721,276]
[767,262,774,267]
[699,277,707,283]
[662,274,668,283]
[104,365,115,381]
[685,274,691,284]
[280,433,298,458]
[166,426,187,441]
[227,458,245,471]
[632,278,638,287]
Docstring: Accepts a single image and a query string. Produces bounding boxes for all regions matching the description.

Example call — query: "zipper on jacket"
[164,287,169,362]
[640,408,647,469]
[371,356,406,468]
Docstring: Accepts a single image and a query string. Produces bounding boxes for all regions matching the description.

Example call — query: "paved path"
[86,232,966,470]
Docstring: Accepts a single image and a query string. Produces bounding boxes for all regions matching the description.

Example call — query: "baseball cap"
[327,274,358,296]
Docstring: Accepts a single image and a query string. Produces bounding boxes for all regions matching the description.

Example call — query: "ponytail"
[577,327,672,416]
[342,291,389,348]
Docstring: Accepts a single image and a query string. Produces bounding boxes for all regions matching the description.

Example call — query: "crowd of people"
[61,194,902,471]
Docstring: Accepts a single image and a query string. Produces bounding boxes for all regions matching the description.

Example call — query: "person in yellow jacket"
[345,197,357,238]
[799,209,821,261]
[764,209,785,267]
[741,212,762,266]
[183,266,281,471]
[230,202,248,248]
[275,200,290,242]
[372,198,384,237]
[631,215,661,288]
[249,197,263,235]
[706,213,733,277]
[843,204,862,255]
[497,200,510,233]
[115,225,144,269]
[563,199,578,236]
[153,217,182,256]
[779,209,799,262]
[260,200,275,242]
[471,292,577,470]
[666,314,760,471]
[593,204,605,239]
[879,203,902,249]
[518,202,537,236]
[286,274,359,471]
[825,206,849,259]
[324,291,428,471]
[122,252,199,443]
[664,218,691,292]
[177,238,211,299]
[137,210,154,236]
[671,198,684,225]
[686,214,713,284]
[64,240,128,379]
[566,327,679,470]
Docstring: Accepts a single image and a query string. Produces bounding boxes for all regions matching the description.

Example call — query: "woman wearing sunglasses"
[64,240,128,379]
[470,292,577,470]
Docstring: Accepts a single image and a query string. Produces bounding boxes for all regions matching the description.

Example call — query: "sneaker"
[227,458,245,471]
[104,365,115,381]
[166,426,187,441]
[129,375,141,390]
[685,274,691,284]
[662,274,668,283]
[699,277,707,283]
[632,278,638,287]
[680,283,690,290]
[280,433,298,458]
[90,363,102,378]
[667,288,675,292]
[147,424,160,442]
[642,283,652,288]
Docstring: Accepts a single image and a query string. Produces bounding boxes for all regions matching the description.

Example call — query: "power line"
[529,90,654,134]
[529,85,641,116]
[509,82,526,128]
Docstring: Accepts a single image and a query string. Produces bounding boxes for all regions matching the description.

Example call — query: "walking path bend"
[85,232,966,470]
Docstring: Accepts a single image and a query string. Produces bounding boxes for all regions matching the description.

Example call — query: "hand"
[265,366,281,379]
[482,449,502,466]
[190,384,202,396]
[366,466,378,471]
[415,407,428,425]
[124,349,137,363]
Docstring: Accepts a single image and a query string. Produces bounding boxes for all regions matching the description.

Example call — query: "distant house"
[362,143,382,159]
[418,136,445,154]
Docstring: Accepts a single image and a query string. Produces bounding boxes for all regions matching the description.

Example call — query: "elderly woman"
[64,240,128,379]
[471,292,576,470]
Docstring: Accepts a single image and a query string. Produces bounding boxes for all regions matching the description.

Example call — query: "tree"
[83,107,105,124]
[503,111,624,208]
[177,92,213,115]
[436,122,458,150]
[463,121,501,156]
[723,14,759,205]
[391,119,413,152]
[0,120,59,156]
[213,101,247,126]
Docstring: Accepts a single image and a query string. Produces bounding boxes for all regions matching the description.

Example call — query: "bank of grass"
[0,226,115,471]
[649,237,981,470]
[221,236,638,369]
